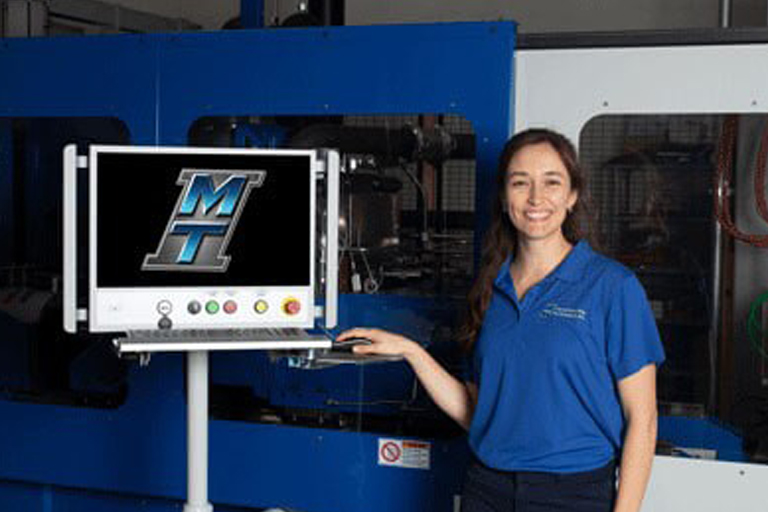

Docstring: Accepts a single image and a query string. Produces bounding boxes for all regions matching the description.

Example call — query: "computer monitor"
[63,145,338,334]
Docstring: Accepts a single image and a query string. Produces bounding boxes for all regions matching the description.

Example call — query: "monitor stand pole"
[184,351,213,512]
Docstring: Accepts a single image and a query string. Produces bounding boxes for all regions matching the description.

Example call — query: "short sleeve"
[605,274,666,381]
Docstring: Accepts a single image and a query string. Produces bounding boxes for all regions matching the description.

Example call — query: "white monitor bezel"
[87,145,317,332]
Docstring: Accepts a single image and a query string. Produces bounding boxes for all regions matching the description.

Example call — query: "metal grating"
[442,160,475,212]
[344,114,476,214]
[580,115,721,252]
[579,114,721,406]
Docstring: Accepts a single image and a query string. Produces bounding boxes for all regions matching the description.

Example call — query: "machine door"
[516,40,768,511]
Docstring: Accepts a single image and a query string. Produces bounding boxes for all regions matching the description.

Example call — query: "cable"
[399,162,429,239]
[714,116,768,247]
[358,250,380,294]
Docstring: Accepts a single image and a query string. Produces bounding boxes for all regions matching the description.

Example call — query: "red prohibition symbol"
[381,442,402,463]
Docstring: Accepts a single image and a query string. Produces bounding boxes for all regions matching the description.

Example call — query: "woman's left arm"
[614,363,658,512]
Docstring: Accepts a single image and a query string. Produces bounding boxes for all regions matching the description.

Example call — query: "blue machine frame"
[0,22,516,511]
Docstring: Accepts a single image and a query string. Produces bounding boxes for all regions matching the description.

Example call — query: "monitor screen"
[88,146,316,332]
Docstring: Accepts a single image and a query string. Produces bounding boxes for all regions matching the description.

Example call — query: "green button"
[205,300,220,314]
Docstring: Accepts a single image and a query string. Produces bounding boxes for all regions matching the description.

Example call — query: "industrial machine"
[0,22,513,512]
[3,16,768,512]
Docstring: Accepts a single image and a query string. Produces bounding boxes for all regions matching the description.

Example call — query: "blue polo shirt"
[466,240,665,473]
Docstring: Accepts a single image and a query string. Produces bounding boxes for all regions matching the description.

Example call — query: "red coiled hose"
[714,115,768,247]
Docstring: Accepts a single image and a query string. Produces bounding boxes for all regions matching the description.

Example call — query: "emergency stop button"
[282,298,301,316]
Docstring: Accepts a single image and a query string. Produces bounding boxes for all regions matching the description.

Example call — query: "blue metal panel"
[209,422,469,512]
[0,354,469,512]
[0,356,188,499]
[0,479,258,512]
[154,24,513,130]
[659,416,746,462]
[0,37,156,142]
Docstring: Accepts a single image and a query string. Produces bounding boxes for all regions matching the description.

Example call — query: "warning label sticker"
[378,438,431,470]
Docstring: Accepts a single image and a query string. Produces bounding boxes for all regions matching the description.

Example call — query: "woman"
[338,128,665,512]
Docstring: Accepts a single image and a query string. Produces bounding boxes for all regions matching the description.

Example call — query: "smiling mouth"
[524,211,552,221]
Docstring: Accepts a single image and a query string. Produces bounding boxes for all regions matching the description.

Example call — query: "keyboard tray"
[114,328,331,353]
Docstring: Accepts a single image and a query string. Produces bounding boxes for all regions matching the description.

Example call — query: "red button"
[223,300,238,314]
[283,298,301,316]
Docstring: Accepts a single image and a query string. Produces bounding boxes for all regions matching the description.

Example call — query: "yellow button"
[254,300,269,314]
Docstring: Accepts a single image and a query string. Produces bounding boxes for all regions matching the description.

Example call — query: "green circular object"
[205,300,220,315]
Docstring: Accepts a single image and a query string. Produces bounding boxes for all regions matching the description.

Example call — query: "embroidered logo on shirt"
[540,303,587,321]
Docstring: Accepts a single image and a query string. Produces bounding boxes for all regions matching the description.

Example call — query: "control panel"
[64,145,339,344]
[92,288,313,331]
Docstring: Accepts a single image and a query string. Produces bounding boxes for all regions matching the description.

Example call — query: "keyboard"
[113,327,331,353]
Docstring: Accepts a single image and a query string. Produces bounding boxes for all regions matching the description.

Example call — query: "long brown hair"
[457,128,591,352]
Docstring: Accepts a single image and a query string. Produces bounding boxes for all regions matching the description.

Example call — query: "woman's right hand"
[339,328,474,430]
[336,328,420,359]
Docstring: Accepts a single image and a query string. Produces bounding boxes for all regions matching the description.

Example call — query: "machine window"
[0,117,130,409]
[189,113,477,437]
[580,114,768,463]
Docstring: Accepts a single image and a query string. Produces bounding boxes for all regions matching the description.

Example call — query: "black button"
[188,301,202,315]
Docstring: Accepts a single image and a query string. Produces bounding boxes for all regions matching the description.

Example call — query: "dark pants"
[460,458,616,512]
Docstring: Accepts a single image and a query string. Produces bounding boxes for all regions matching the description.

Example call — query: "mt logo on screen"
[142,169,266,272]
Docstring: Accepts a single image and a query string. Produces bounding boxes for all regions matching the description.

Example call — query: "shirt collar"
[494,239,593,288]
[549,239,593,282]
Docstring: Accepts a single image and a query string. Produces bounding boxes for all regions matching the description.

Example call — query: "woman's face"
[504,142,578,244]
